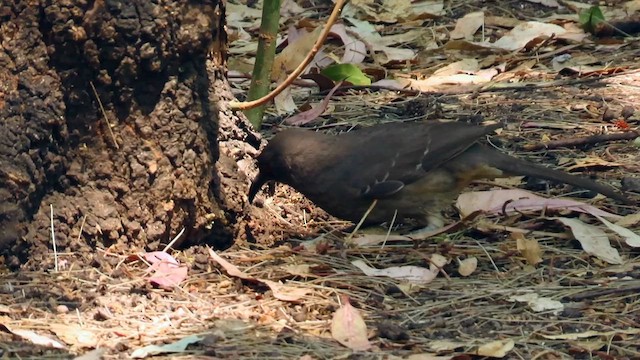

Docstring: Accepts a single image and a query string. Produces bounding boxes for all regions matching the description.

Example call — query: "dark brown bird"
[249,122,630,228]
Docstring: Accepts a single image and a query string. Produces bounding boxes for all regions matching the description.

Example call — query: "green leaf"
[579,6,605,33]
[320,64,371,85]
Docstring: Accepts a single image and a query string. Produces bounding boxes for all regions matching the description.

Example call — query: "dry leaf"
[208,248,310,301]
[274,85,297,115]
[343,0,443,23]
[615,212,640,227]
[208,248,252,279]
[476,339,515,357]
[261,279,312,302]
[450,12,484,40]
[0,322,66,349]
[493,21,566,51]
[513,233,543,265]
[594,214,640,248]
[272,27,322,81]
[554,217,623,264]
[346,17,416,64]
[406,68,498,92]
[131,334,205,358]
[74,348,106,360]
[404,354,456,360]
[485,16,520,28]
[331,296,372,351]
[285,82,342,125]
[509,293,564,313]
[282,264,312,277]
[565,156,623,171]
[349,233,413,246]
[428,340,466,351]
[352,259,438,284]
[541,328,640,340]
[457,257,477,277]
[456,189,621,219]
[430,254,449,268]
[50,324,98,348]
[141,251,188,289]
[526,0,560,7]
[329,24,367,64]
[433,58,479,76]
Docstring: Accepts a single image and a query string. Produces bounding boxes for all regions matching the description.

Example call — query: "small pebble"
[621,105,635,119]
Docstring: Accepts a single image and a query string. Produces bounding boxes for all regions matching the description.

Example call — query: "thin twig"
[50,204,58,272]
[348,200,378,240]
[89,81,119,149]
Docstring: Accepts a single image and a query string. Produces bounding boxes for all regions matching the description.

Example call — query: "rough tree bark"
[0,0,262,269]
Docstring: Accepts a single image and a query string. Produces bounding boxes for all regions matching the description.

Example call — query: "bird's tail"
[471,144,631,204]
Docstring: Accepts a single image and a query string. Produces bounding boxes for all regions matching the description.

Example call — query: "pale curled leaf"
[331,298,371,351]
[328,24,367,64]
[457,257,477,277]
[509,293,564,313]
[476,339,515,357]
[349,233,413,246]
[430,254,449,268]
[493,21,566,51]
[594,214,640,247]
[208,248,251,280]
[450,12,485,40]
[456,189,620,219]
[554,217,623,264]
[352,259,438,284]
[345,17,416,64]
[513,233,543,265]
[428,340,466,351]
[261,279,311,302]
[282,264,312,277]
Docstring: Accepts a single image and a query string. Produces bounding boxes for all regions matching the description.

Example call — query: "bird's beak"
[248,172,268,203]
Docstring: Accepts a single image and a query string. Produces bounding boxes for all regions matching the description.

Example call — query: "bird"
[248,121,631,228]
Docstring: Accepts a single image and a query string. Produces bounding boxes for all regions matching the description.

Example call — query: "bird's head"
[248,129,302,203]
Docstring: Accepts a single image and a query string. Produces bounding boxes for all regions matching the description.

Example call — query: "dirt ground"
[2,0,640,359]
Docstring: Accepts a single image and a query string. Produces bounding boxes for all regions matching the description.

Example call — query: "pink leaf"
[331,296,372,351]
[285,81,343,125]
[456,189,620,219]
[142,251,188,289]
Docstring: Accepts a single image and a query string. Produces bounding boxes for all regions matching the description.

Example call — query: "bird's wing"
[338,122,499,199]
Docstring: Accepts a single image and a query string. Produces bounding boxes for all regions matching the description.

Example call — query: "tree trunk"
[0,0,260,268]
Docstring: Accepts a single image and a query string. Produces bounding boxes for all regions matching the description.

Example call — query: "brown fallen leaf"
[208,248,311,301]
[513,233,543,265]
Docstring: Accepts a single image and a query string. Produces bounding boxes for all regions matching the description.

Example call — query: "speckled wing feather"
[332,122,499,199]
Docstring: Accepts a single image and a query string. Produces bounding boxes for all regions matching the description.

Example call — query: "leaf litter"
[5,0,640,359]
